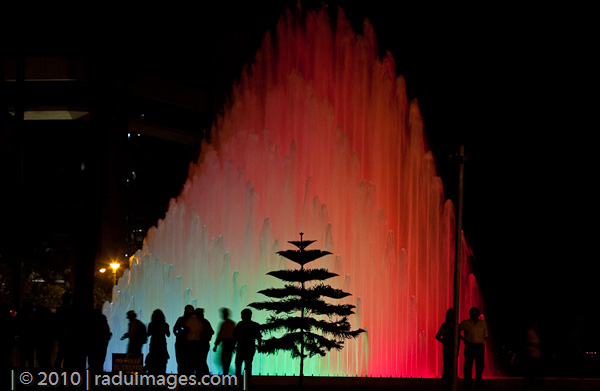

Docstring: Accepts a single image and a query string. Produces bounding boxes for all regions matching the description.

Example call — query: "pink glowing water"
[104,8,486,377]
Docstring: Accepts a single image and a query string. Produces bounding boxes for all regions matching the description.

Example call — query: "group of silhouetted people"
[0,293,112,372]
[1,291,262,381]
[171,306,214,375]
[171,306,261,377]
[436,307,489,390]
[119,308,178,374]
[120,305,261,378]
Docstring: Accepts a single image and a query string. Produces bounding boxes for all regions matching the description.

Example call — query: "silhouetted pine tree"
[249,232,364,385]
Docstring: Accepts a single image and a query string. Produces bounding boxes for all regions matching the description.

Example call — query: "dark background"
[2,1,597,376]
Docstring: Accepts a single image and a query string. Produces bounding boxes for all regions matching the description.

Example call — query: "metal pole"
[451,145,465,391]
[13,55,26,311]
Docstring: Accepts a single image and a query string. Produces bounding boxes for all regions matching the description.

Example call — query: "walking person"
[121,310,147,355]
[459,307,488,390]
[213,308,236,375]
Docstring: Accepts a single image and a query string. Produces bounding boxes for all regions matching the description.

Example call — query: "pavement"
[250,376,600,390]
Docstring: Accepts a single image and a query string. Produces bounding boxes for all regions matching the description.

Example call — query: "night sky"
[8,0,597,368]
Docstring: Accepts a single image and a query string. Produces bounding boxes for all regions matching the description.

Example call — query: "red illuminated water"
[104,7,487,377]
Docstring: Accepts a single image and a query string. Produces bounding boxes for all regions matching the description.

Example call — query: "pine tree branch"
[260,333,303,357]
[267,268,338,283]
[260,331,361,358]
[260,315,363,339]
[308,284,351,299]
[303,332,345,354]
[258,283,351,300]
[277,249,332,266]
[257,285,303,299]
[249,297,356,316]
[287,239,316,249]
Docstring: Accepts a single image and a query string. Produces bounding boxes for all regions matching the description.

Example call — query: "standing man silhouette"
[173,305,194,373]
[196,308,214,375]
[234,309,261,386]
[436,308,458,388]
[182,308,202,375]
[459,307,488,390]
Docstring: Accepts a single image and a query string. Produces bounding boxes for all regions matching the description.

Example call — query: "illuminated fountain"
[103,7,485,377]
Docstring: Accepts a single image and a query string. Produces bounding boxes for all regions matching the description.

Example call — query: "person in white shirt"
[459,307,488,390]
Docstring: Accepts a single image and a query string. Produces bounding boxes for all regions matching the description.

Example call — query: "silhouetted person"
[88,309,112,373]
[523,320,542,389]
[69,303,89,370]
[234,308,261,386]
[0,304,14,368]
[146,309,171,374]
[459,307,488,390]
[436,308,458,388]
[0,304,15,387]
[121,310,147,354]
[54,292,74,369]
[35,306,54,368]
[183,307,202,375]
[17,306,36,368]
[174,305,194,373]
[213,308,236,375]
[566,314,585,378]
[196,308,214,375]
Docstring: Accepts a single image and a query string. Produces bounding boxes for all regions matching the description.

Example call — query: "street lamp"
[110,262,120,286]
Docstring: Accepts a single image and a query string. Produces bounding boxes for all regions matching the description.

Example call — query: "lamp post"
[109,262,120,286]
[451,145,465,391]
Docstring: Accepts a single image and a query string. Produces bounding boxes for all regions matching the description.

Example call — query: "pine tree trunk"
[299,264,305,387]
[299,356,304,387]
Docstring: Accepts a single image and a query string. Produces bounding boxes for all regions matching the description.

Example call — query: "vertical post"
[451,145,465,391]
[13,55,26,311]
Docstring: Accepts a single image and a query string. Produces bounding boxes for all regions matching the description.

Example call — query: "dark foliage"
[267,268,338,282]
